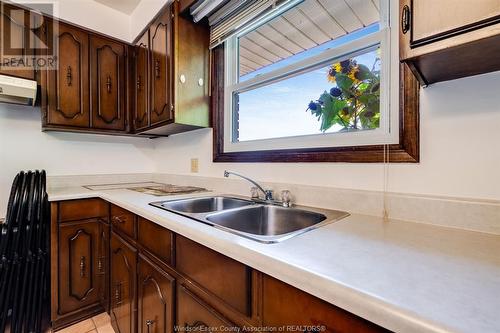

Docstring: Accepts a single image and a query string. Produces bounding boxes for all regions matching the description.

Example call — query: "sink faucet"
[223,170,274,201]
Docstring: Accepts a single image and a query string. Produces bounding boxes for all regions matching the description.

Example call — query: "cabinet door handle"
[66,66,72,86]
[114,283,122,305]
[97,256,106,275]
[106,75,112,93]
[137,75,142,90]
[185,321,209,330]
[112,216,125,224]
[80,256,86,277]
[401,5,411,34]
[146,319,155,333]
[155,59,160,78]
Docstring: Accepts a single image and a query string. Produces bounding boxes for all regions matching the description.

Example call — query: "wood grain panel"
[175,236,252,316]
[134,31,150,131]
[137,254,175,333]
[0,3,35,79]
[110,232,137,333]
[110,204,136,240]
[58,198,108,223]
[177,284,235,332]
[262,275,388,333]
[58,220,101,315]
[46,23,90,128]
[412,0,500,44]
[150,9,173,125]
[90,35,127,131]
[137,216,173,265]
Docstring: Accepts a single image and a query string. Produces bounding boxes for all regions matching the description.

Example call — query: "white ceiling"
[94,0,142,14]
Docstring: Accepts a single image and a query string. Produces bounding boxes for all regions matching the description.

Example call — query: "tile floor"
[55,313,114,333]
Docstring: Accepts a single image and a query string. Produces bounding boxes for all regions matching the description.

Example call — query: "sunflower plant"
[307,56,380,132]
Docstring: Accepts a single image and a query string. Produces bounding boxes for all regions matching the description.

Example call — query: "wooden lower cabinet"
[137,254,175,333]
[58,219,102,315]
[54,200,387,333]
[98,220,110,311]
[175,236,252,317]
[110,232,137,333]
[262,276,388,333]
[177,284,235,332]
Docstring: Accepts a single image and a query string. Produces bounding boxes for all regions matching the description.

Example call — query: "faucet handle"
[281,190,292,207]
[264,189,274,201]
[250,187,260,199]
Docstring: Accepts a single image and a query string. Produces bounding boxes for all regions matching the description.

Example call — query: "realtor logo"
[0,2,58,71]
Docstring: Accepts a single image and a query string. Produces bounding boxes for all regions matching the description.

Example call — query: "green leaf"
[356,64,372,81]
[335,74,354,91]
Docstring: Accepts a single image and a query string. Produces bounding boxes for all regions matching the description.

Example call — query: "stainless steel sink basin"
[206,205,326,236]
[150,195,349,243]
[152,196,253,213]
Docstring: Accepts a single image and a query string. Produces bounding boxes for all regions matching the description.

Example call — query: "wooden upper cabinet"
[137,255,175,333]
[149,7,174,126]
[400,0,500,85]
[134,31,150,131]
[110,232,137,333]
[410,0,500,45]
[58,220,101,315]
[90,36,127,131]
[45,23,90,128]
[0,4,36,80]
[175,4,210,127]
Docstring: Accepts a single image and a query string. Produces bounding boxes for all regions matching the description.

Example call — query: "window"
[212,0,419,162]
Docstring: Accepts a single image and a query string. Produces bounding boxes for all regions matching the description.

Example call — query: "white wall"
[12,0,131,41]
[13,0,170,42]
[152,71,500,201]
[129,0,169,41]
[0,105,156,217]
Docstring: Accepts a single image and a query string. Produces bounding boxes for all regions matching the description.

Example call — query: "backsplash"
[48,173,500,235]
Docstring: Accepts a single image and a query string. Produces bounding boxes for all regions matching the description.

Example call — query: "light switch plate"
[190,158,199,173]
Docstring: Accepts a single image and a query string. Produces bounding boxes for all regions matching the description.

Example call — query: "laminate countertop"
[48,186,500,333]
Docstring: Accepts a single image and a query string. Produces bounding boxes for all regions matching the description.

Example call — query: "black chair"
[0,171,50,333]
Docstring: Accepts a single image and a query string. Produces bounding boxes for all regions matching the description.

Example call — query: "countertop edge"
[48,190,457,333]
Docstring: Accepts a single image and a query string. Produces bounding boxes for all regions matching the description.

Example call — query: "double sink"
[150,196,349,243]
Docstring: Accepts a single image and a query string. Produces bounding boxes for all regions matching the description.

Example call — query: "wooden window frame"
[211,45,420,163]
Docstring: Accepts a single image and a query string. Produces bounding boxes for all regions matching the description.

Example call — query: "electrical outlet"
[190,158,199,173]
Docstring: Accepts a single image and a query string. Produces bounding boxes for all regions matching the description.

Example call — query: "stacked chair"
[0,171,50,333]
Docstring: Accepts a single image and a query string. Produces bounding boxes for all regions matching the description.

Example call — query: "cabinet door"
[134,31,150,131]
[110,232,137,333]
[58,220,101,315]
[98,220,110,311]
[137,255,174,333]
[90,36,127,131]
[45,23,90,128]
[262,276,387,333]
[410,0,500,46]
[175,2,210,127]
[149,8,173,126]
[177,284,234,332]
[0,4,35,80]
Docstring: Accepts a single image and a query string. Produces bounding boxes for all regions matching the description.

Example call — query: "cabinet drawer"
[58,199,108,222]
[137,217,173,265]
[175,236,251,316]
[262,276,387,333]
[110,205,136,239]
[177,284,234,332]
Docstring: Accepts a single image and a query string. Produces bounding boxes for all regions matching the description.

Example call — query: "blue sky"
[236,24,380,142]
